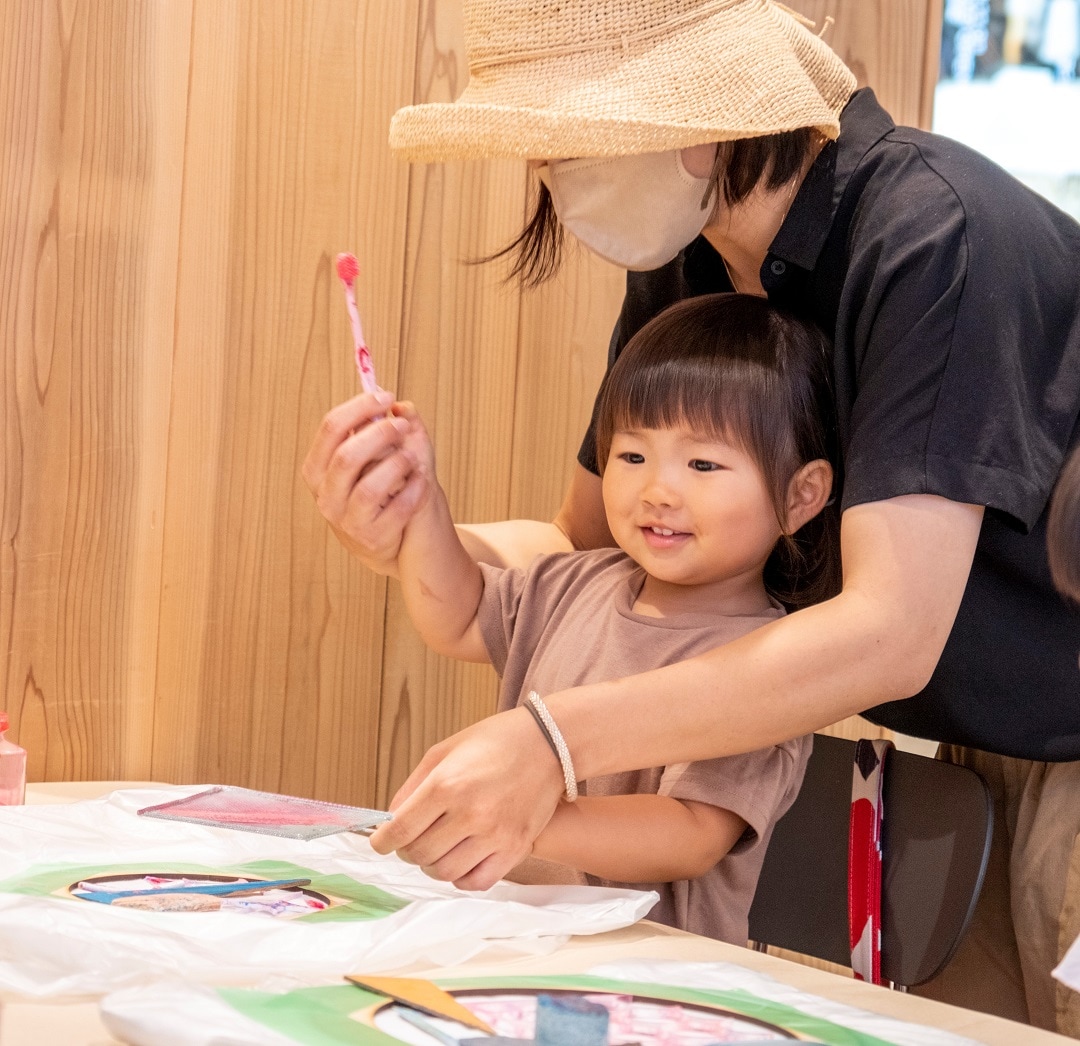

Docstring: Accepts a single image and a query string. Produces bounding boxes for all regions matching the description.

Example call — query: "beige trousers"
[912,746,1080,1038]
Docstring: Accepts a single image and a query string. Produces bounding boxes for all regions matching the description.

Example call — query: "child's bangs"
[606,352,771,462]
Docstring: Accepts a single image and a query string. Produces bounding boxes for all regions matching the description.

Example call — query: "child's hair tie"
[525,692,578,802]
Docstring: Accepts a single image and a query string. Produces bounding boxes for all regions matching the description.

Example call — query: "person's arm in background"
[458,463,613,566]
[529,795,747,883]
[302,389,610,575]
[370,490,984,889]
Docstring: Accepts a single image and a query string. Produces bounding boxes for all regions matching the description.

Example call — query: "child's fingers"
[302,391,397,493]
[331,452,424,561]
[389,399,419,421]
[316,417,408,514]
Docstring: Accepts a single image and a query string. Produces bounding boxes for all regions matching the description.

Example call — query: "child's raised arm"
[394,403,490,664]
[530,795,747,883]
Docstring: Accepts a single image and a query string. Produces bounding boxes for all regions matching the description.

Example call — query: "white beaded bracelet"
[526,691,578,802]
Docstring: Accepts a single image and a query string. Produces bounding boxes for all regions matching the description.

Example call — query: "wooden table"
[0,783,1071,1045]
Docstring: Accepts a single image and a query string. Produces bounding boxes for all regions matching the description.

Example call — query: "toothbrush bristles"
[335,252,360,285]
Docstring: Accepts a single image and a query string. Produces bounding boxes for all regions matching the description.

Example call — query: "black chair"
[747,733,993,988]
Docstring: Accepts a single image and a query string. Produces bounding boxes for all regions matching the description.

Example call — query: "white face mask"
[536,150,715,271]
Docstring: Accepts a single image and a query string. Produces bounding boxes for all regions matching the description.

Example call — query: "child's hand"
[388,400,437,508]
[302,390,431,576]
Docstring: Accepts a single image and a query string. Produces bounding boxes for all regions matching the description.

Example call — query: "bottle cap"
[0,711,7,732]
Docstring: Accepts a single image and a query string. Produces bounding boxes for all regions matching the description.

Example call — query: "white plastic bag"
[0,786,655,999]
[1054,929,1080,995]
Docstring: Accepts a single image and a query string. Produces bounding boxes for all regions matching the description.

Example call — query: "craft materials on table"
[347,976,496,1033]
[395,989,791,1045]
[100,965,984,1045]
[137,784,392,841]
[535,993,611,1045]
[72,875,315,913]
[0,785,655,998]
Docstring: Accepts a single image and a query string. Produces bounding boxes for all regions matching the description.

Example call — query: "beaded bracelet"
[522,698,561,763]
[526,691,578,802]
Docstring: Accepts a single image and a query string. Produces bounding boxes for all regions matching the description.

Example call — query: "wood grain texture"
[2,1,196,783]
[2,1,419,802]
[2,0,943,800]
[158,2,418,804]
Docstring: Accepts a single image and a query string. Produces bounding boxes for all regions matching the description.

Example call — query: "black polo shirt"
[578,88,1080,761]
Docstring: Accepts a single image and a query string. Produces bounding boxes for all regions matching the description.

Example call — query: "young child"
[392,293,837,945]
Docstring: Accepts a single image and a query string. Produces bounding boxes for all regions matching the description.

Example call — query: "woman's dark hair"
[1048,446,1080,603]
[488,128,815,287]
[594,292,840,609]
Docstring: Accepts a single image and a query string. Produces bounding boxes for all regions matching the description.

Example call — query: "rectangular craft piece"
[138,786,391,841]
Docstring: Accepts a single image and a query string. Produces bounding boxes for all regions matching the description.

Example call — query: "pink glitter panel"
[459,991,792,1044]
[138,786,391,841]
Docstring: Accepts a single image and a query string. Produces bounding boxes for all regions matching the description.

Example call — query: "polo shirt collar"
[769,88,896,272]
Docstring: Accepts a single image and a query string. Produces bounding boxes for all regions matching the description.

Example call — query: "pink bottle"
[0,711,26,805]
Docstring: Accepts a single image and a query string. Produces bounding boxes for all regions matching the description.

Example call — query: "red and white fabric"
[848,738,893,984]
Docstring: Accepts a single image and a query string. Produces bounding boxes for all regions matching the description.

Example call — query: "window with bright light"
[934,0,1080,221]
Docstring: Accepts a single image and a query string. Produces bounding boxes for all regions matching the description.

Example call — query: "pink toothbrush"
[335,252,380,395]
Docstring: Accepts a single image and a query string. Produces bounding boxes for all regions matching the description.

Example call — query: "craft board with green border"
[218,973,906,1045]
[0,859,409,922]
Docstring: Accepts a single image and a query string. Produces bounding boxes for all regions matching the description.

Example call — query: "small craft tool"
[345,976,496,1034]
[335,252,379,395]
[77,878,311,906]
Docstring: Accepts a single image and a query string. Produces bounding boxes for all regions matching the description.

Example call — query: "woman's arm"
[531,795,747,883]
[370,492,984,889]
[455,463,612,568]
[551,493,983,775]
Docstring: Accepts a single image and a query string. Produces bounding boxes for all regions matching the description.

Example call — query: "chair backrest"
[747,733,993,987]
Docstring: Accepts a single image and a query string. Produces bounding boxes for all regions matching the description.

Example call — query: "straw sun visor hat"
[389,0,858,162]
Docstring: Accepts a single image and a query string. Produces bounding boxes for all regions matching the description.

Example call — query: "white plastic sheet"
[0,786,655,1000]
[1054,929,1080,996]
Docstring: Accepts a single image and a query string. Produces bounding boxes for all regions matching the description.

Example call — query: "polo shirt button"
[770,260,787,276]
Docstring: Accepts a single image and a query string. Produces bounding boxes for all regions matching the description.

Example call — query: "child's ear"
[783,459,833,534]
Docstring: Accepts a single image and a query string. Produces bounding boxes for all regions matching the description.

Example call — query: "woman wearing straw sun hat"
[302,0,1080,1034]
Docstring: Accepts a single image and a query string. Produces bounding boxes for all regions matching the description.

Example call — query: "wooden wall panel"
[1,0,944,801]
[1,1,421,803]
[510,248,625,523]
[375,156,526,804]
[373,0,523,804]
[1,2,196,783]
[162,2,419,803]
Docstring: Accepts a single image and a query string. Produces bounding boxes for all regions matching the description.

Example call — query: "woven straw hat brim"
[390,1,856,162]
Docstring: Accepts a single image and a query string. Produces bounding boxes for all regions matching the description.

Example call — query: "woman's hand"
[302,392,433,576]
[368,708,565,890]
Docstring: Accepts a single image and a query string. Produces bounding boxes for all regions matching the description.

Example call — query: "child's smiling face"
[602,421,783,611]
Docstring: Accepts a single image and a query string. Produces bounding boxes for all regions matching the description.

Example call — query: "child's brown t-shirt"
[477,548,811,946]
